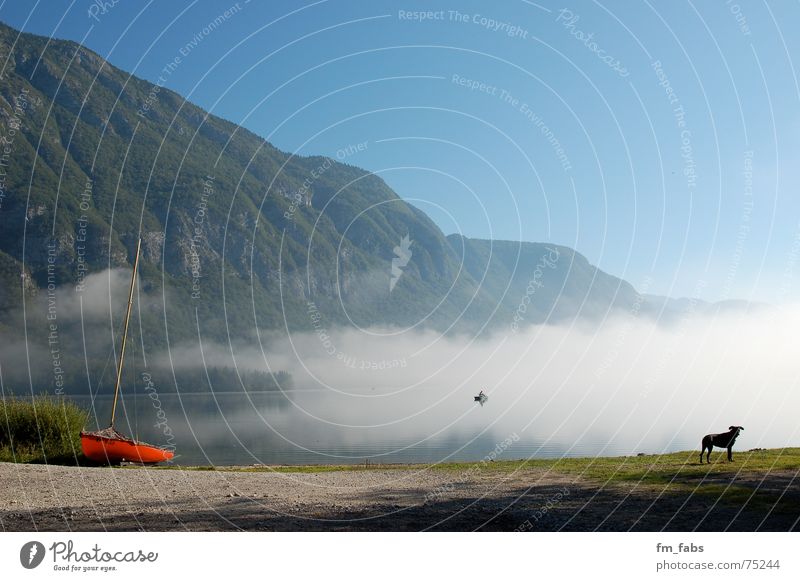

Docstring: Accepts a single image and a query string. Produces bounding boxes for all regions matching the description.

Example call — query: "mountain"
[0,21,476,337]
[0,21,724,393]
[0,20,650,336]
[448,235,645,326]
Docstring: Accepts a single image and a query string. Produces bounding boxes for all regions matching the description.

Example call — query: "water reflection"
[71,387,693,466]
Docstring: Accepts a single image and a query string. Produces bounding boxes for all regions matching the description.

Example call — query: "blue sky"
[2,0,799,302]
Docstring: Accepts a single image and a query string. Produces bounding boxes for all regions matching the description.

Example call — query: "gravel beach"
[1,462,796,531]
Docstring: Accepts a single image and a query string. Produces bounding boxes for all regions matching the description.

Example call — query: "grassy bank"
[149,447,800,476]
[527,447,800,514]
[146,448,800,513]
[0,395,87,463]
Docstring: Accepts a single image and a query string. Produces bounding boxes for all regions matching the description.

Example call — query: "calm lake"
[71,387,701,466]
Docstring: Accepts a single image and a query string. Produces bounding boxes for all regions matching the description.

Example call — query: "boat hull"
[80,430,174,464]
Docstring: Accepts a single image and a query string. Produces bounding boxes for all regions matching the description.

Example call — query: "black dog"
[700,426,744,463]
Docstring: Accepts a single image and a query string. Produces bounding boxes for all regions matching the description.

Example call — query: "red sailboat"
[80,239,174,465]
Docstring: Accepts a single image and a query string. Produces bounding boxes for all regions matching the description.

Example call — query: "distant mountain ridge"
[0,18,748,360]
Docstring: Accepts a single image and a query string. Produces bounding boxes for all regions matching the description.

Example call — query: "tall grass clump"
[0,395,88,463]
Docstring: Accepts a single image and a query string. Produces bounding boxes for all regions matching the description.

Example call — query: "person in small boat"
[478,390,485,398]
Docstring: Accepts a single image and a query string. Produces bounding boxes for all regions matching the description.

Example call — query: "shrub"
[0,395,88,464]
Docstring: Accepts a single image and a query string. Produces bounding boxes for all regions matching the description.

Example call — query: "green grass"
[138,448,800,477]
[115,447,800,514]
[538,448,800,512]
[511,447,800,480]
[0,395,88,464]
[134,462,421,474]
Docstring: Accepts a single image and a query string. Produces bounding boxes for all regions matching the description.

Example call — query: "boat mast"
[109,238,140,428]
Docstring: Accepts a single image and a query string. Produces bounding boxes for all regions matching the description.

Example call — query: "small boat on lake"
[474,391,488,405]
[81,426,174,464]
[80,239,174,465]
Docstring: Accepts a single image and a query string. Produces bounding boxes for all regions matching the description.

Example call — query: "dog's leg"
[701,437,713,463]
[727,446,733,462]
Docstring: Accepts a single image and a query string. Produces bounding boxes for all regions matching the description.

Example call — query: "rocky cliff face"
[0,20,661,350]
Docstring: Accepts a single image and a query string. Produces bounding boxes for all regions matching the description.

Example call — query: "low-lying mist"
[3,267,798,461]
[224,303,800,457]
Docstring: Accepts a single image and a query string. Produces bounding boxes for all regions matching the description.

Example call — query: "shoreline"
[1,449,798,531]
